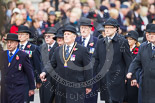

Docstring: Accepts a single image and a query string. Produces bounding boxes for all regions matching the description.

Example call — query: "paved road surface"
[33,89,105,103]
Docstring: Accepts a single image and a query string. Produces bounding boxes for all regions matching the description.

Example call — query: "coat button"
[11,75,14,77]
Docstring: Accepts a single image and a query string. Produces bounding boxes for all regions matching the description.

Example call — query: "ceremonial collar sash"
[7,48,19,67]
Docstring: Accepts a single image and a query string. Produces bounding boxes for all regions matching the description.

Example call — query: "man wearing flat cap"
[40,24,93,103]
[127,24,155,103]
[39,27,58,103]
[93,18,132,103]
[16,25,42,103]
[0,33,35,103]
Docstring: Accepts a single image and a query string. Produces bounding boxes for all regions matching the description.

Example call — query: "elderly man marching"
[0,33,35,103]
[40,24,93,103]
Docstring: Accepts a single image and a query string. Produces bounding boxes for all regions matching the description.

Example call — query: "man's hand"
[86,88,92,94]
[36,83,42,89]
[29,90,35,97]
[131,79,137,86]
[126,72,132,79]
[40,72,46,82]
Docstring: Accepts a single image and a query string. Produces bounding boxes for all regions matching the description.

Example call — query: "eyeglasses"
[104,27,115,29]
[18,33,28,36]
[80,26,91,30]
[44,35,54,38]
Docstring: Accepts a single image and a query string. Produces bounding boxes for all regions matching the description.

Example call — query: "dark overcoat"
[93,34,132,102]
[0,50,35,103]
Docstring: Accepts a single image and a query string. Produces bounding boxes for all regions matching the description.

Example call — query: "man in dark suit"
[76,17,97,57]
[16,25,42,103]
[76,17,98,103]
[40,25,93,103]
[126,24,155,103]
[93,18,132,103]
[0,33,35,103]
[39,27,58,103]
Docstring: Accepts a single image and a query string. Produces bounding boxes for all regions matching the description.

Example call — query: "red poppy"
[45,24,48,28]
[141,21,144,25]
[89,43,94,47]
[27,45,31,48]
[93,14,97,18]
[51,24,55,27]
[132,48,139,54]
[73,48,78,51]
[16,55,19,60]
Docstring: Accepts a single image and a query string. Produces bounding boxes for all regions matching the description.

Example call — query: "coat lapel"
[147,43,153,59]
[87,35,94,48]
[24,42,31,50]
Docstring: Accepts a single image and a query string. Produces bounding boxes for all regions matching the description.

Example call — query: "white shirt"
[82,35,90,47]
[48,41,55,50]
[9,48,17,56]
[152,43,155,50]
[19,41,28,50]
[66,42,74,53]
[130,44,136,52]
[134,12,139,18]
[107,34,115,42]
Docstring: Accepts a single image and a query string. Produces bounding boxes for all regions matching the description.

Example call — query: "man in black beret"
[0,33,35,103]
[93,18,132,103]
[40,24,93,103]
[17,25,42,103]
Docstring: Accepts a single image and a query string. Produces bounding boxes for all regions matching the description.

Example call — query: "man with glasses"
[93,18,132,103]
[127,24,155,103]
[0,33,35,103]
[17,25,42,103]
[39,27,58,103]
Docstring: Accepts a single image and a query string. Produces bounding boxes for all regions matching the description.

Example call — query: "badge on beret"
[89,48,95,54]
[70,54,76,61]
[18,64,22,70]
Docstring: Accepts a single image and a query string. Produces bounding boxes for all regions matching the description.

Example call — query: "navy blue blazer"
[0,50,35,103]
[76,35,98,56]
[21,42,42,83]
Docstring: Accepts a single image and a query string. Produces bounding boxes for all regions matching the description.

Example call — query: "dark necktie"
[19,45,24,50]
[9,52,13,58]
[82,38,86,47]
[65,46,70,59]
[49,46,52,50]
